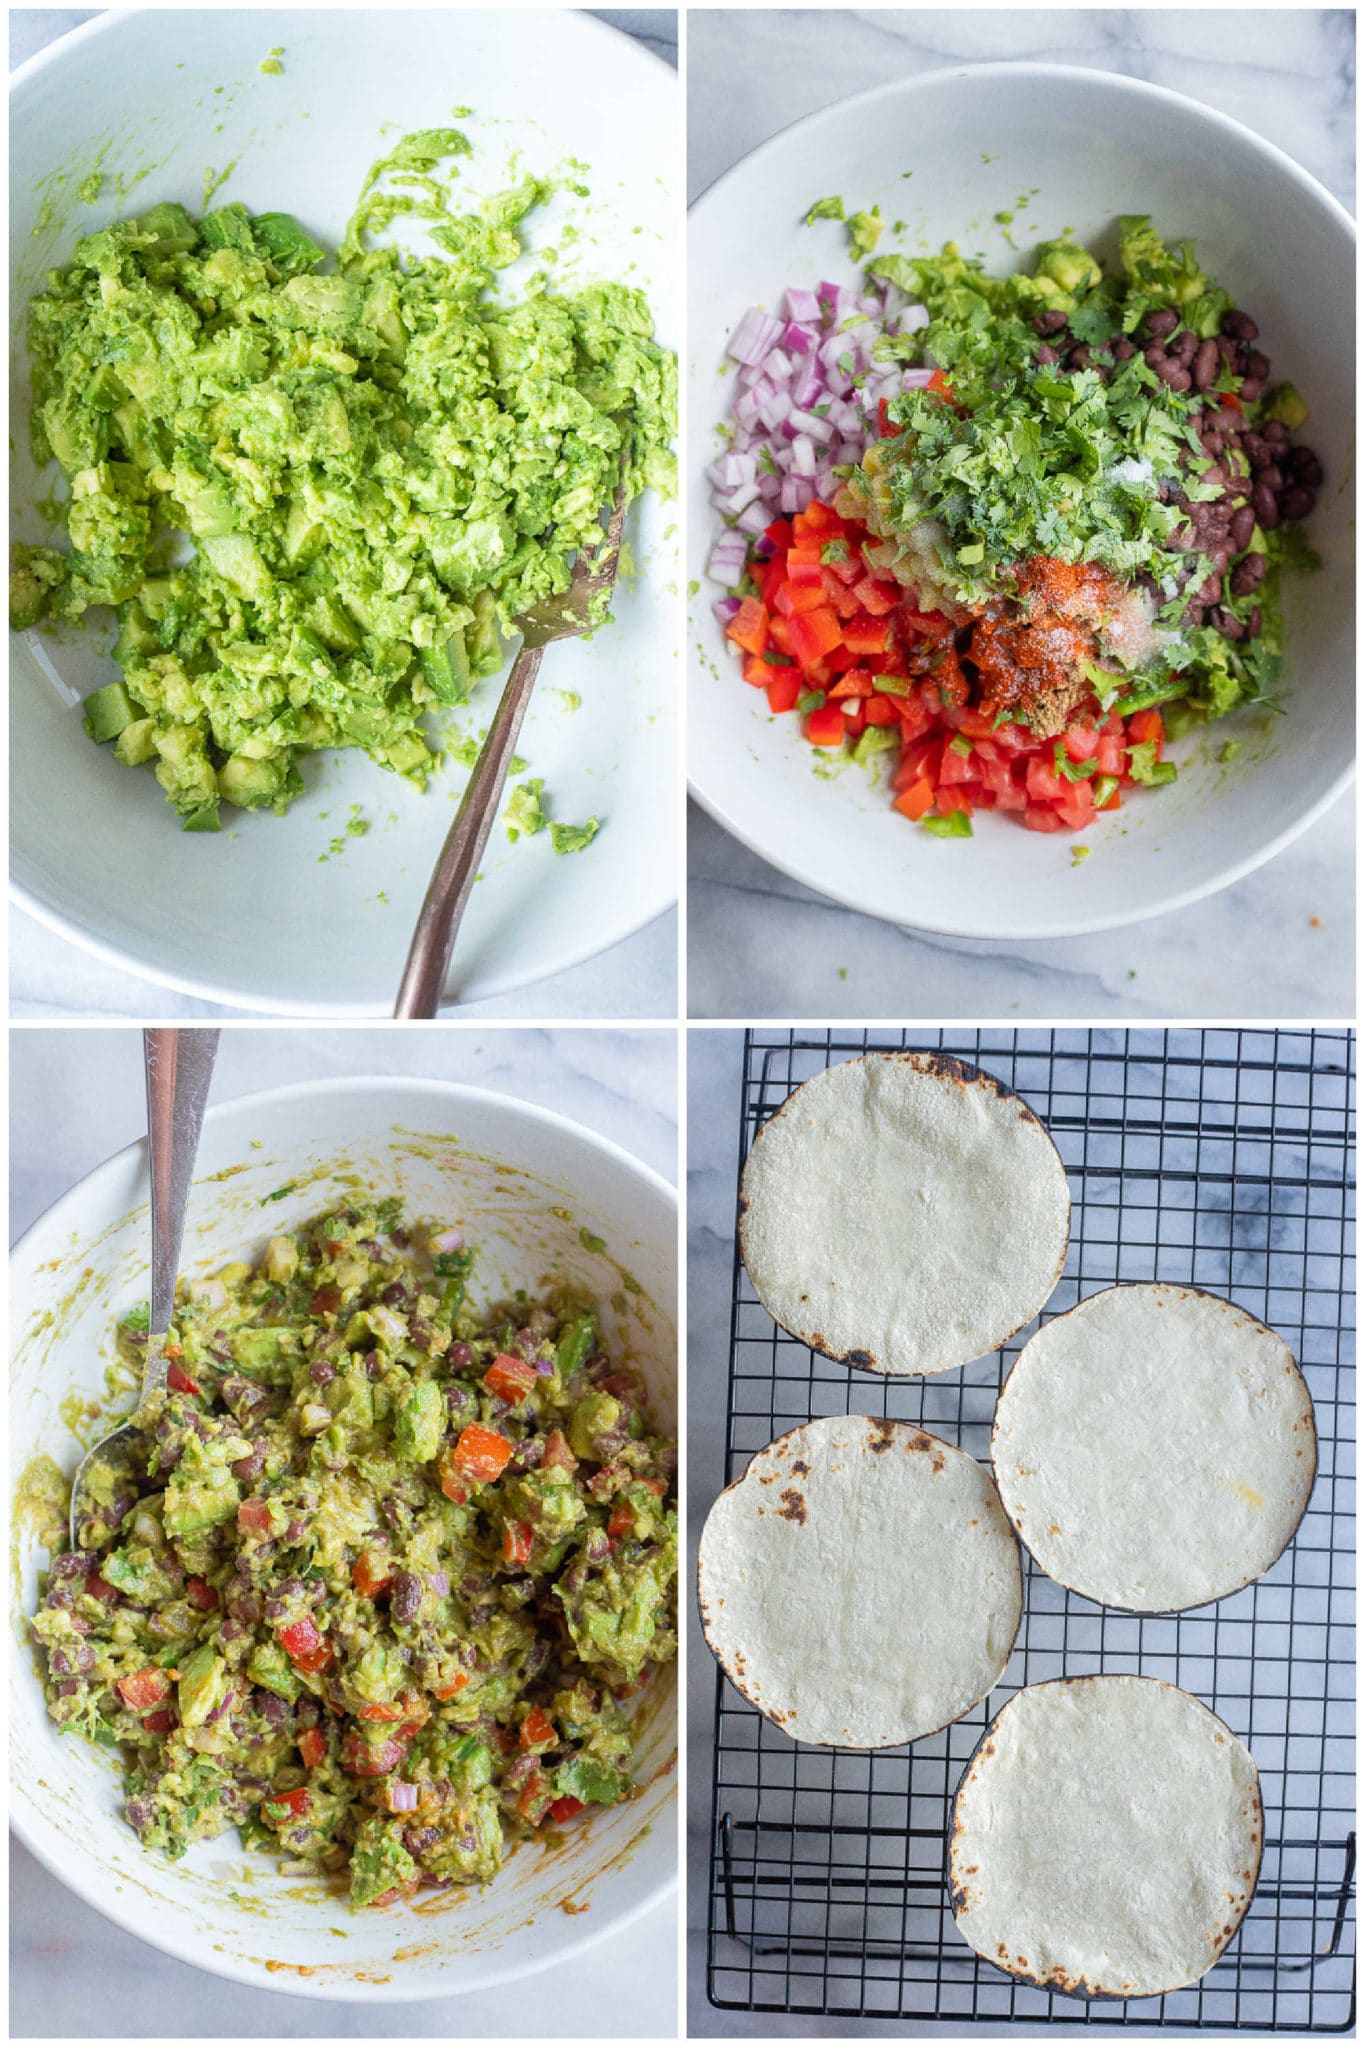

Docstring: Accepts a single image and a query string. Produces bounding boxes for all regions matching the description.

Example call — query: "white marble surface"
[687,8,1355,1022]
[9,9,678,1023]
[10,1025,678,2038]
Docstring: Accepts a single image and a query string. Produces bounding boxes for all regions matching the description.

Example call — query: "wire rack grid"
[705,1026,1355,2029]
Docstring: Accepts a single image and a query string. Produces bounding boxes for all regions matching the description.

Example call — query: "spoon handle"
[394,643,545,1019]
[143,1027,220,1355]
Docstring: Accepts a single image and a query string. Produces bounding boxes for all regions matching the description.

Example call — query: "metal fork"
[394,464,632,1018]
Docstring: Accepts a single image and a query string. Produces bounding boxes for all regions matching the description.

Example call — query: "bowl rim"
[687,58,1357,941]
[8,7,679,1017]
[10,1072,679,2003]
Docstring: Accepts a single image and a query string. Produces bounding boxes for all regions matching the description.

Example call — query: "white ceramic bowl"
[10,10,678,1012]
[688,63,1355,939]
[10,1077,678,2000]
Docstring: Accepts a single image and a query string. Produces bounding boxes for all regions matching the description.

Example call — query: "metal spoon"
[394,462,632,1018]
[69,1027,220,1549]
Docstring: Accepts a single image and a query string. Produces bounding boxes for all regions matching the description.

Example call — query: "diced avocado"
[83,679,142,744]
[217,752,290,811]
[197,202,257,254]
[568,1391,621,1462]
[177,1641,230,1727]
[419,629,471,705]
[1034,238,1102,296]
[115,716,159,766]
[349,1813,417,1907]
[248,1641,301,1701]
[163,1440,240,1536]
[1263,382,1309,431]
[555,1311,598,1379]
[249,211,325,273]
[263,1235,298,1282]
[553,1752,631,1806]
[136,201,197,254]
[393,1379,444,1464]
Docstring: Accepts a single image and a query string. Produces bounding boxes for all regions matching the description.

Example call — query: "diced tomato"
[503,1518,534,1567]
[1220,392,1243,413]
[341,1731,410,1777]
[237,1498,273,1535]
[450,1424,514,1484]
[1024,804,1064,833]
[266,1786,312,1819]
[185,1576,219,1611]
[310,1284,341,1317]
[805,703,847,748]
[926,368,956,404]
[353,1548,394,1598]
[278,1616,333,1674]
[935,785,974,817]
[166,1360,201,1397]
[298,1726,327,1769]
[608,1501,635,1542]
[1095,732,1125,776]
[549,1795,586,1824]
[1025,756,1067,804]
[939,740,975,787]
[725,596,769,656]
[520,1707,557,1753]
[141,1708,177,1736]
[1061,724,1099,763]
[765,670,802,715]
[877,397,894,438]
[117,1667,170,1713]
[851,576,899,617]
[484,1354,539,1403]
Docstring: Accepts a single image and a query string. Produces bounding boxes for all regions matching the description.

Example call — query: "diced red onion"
[784,286,822,323]
[432,1227,465,1253]
[787,407,834,444]
[389,1781,420,1812]
[762,347,793,382]
[727,307,784,366]
[736,500,771,538]
[713,595,741,625]
[783,322,816,355]
[427,1570,450,1595]
[725,478,762,516]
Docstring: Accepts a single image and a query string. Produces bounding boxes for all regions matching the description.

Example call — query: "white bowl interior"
[10,10,678,1012]
[687,64,1355,939]
[10,1079,677,1999]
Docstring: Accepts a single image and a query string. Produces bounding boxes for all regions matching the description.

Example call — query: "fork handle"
[395,643,546,1018]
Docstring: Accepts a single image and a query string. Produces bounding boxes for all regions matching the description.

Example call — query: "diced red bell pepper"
[185,1576,219,1610]
[450,1424,514,1484]
[166,1360,201,1397]
[805,703,847,748]
[725,597,769,656]
[893,777,935,821]
[266,1786,312,1819]
[520,1707,557,1753]
[503,1518,534,1567]
[117,1667,171,1713]
[549,1795,585,1824]
[484,1354,539,1403]
[280,1615,334,1673]
[298,1726,327,1769]
[863,695,900,726]
[787,605,843,667]
[852,576,899,617]
[765,670,802,715]
[433,1671,470,1701]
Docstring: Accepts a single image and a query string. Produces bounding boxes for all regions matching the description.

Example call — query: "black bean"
[447,1341,473,1370]
[1195,571,1223,606]
[1171,329,1200,366]
[1247,607,1263,638]
[1246,350,1271,381]
[1145,306,1179,337]
[1242,431,1268,469]
[1263,419,1290,449]
[1252,483,1280,530]
[391,1572,423,1623]
[1033,309,1069,335]
[1222,309,1257,341]
[1036,342,1060,365]
[1229,505,1256,553]
[1212,608,1245,641]
[1191,338,1219,391]
[1257,463,1285,494]
[1239,376,1265,403]
[381,1281,409,1309]
[1199,462,1227,493]
[1068,343,1092,370]
[1279,485,1315,522]
[1200,430,1225,458]
[1144,342,1169,368]
[1156,359,1191,393]
[309,1357,336,1387]
[1113,336,1136,361]
[233,1445,266,1482]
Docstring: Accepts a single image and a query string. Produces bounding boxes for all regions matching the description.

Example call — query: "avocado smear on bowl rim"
[29,1198,678,1909]
[10,126,677,833]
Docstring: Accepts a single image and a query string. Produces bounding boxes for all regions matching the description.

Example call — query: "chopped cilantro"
[804,195,845,225]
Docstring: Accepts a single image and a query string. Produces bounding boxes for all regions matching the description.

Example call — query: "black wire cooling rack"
[705,1027,1355,2029]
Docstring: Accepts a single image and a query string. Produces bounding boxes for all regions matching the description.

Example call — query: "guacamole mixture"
[11,127,676,831]
[30,1199,678,1908]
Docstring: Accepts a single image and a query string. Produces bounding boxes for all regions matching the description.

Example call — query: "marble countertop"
[9,9,677,1023]
[687,7,1355,1021]
[11,1025,677,2037]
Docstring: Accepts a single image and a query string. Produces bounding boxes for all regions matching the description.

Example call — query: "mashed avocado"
[12,126,676,830]
[29,1199,678,1906]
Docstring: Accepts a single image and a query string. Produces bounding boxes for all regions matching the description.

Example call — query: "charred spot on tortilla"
[778,1488,806,1523]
